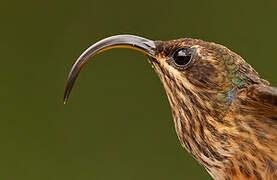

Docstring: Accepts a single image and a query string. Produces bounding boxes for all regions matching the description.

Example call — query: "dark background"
[1,0,277,179]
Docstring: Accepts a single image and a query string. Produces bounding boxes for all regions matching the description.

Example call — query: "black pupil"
[173,49,192,66]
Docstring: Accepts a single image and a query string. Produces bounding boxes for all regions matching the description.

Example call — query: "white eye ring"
[190,45,200,48]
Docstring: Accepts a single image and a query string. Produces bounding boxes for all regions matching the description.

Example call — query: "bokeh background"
[1,0,277,179]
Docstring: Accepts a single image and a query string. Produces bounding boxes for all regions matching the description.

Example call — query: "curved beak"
[63,34,157,103]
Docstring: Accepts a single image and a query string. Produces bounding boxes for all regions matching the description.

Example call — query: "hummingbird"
[64,35,277,180]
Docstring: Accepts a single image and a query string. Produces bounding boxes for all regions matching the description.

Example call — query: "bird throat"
[149,57,235,178]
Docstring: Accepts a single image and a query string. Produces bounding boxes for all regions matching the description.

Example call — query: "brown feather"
[149,38,277,180]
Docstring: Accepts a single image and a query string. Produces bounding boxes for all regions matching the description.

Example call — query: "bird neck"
[149,57,271,179]
[167,82,230,158]
[166,85,234,179]
[151,61,235,178]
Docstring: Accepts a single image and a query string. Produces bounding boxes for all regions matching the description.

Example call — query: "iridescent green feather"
[215,53,246,104]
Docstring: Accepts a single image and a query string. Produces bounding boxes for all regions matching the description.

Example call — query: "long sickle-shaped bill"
[64,35,157,103]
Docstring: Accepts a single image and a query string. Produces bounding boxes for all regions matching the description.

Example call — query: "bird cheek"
[154,57,169,69]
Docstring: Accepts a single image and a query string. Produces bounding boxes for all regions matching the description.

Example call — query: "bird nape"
[64,35,277,180]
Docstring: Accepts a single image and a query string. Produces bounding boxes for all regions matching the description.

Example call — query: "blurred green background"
[1,0,277,179]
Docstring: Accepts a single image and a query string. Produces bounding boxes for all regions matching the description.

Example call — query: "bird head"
[64,35,253,115]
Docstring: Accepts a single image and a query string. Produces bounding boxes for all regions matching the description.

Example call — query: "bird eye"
[172,48,192,67]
